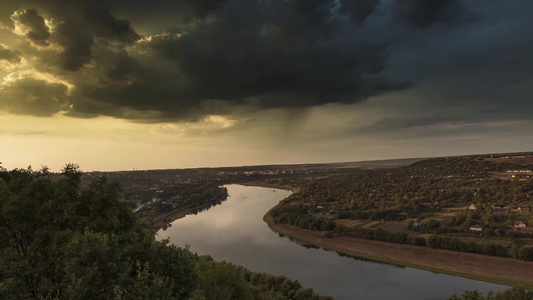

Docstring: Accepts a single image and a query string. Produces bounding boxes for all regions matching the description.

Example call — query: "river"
[157,184,506,300]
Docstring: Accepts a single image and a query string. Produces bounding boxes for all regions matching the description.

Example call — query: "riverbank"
[151,194,228,230]
[152,182,285,230]
[152,207,190,229]
[264,208,533,289]
[243,180,299,193]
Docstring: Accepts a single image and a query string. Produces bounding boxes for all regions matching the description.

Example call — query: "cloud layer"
[0,0,407,121]
[0,0,531,127]
[391,0,469,28]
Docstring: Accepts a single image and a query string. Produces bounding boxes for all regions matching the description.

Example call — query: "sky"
[0,0,532,171]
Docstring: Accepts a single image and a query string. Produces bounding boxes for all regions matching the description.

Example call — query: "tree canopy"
[0,165,331,300]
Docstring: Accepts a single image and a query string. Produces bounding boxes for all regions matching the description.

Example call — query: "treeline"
[408,209,533,238]
[426,235,509,257]
[150,182,227,205]
[196,259,332,300]
[291,157,533,222]
[267,155,533,261]
[335,226,426,246]
[270,204,422,245]
[134,182,229,226]
[449,287,533,300]
[193,258,332,300]
[0,165,330,299]
[271,205,533,261]
[270,204,336,231]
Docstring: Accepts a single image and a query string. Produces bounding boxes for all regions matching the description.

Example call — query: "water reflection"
[333,251,405,268]
[286,236,321,250]
[158,184,507,300]
[283,234,406,268]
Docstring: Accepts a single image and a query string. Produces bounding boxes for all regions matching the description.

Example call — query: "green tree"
[0,166,195,299]
[194,260,253,300]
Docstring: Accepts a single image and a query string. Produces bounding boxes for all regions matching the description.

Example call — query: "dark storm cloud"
[338,0,380,25]
[104,50,143,82]
[83,0,409,120]
[0,76,69,116]
[11,8,50,45]
[0,0,411,121]
[391,0,471,28]
[145,30,405,108]
[26,0,138,40]
[0,2,19,28]
[3,0,140,70]
[82,1,139,43]
[43,0,139,70]
[0,45,20,63]
[4,0,531,126]
[187,0,228,19]
[52,22,94,71]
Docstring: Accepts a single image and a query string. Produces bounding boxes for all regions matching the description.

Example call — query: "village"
[79,160,379,228]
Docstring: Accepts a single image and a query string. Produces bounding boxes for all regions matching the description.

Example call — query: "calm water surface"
[157,184,507,300]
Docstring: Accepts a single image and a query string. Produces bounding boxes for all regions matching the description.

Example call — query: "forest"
[0,165,331,300]
[270,156,533,260]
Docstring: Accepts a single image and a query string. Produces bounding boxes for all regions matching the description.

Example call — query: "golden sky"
[1,1,533,171]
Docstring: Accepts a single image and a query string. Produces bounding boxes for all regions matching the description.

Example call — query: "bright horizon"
[1,1,532,172]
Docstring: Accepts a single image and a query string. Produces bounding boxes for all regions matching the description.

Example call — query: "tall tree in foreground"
[0,165,196,299]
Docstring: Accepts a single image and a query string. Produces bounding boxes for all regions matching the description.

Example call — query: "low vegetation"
[449,287,533,300]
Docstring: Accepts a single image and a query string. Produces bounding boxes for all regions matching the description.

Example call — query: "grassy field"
[265,209,533,289]
[334,217,516,246]
[334,219,411,233]
[453,235,511,246]
[422,205,468,221]
[369,221,408,232]
[334,219,365,228]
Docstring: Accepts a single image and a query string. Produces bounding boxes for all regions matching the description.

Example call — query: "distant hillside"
[269,152,533,261]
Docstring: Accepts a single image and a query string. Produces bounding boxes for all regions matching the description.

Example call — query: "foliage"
[270,156,533,260]
[278,157,533,223]
[193,259,253,300]
[449,287,533,300]
[0,165,331,300]
[0,165,196,299]
[133,181,228,224]
[426,235,508,257]
[335,226,409,244]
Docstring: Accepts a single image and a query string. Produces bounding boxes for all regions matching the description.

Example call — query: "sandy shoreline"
[264,208,533,289]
